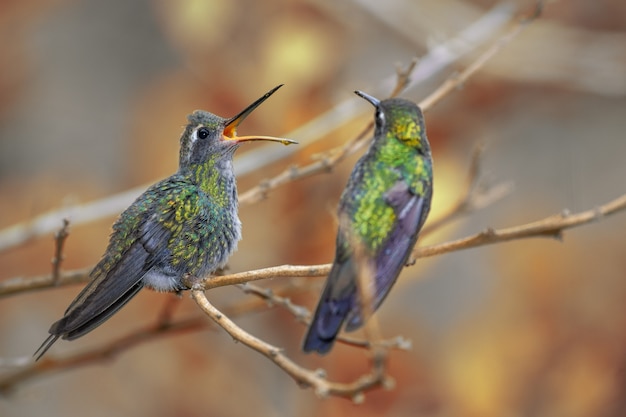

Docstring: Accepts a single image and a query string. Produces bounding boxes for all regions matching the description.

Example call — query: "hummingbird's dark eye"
[197,127,210,140]
[375,110,385,124]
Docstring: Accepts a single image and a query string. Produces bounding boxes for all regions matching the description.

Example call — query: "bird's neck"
[371,135,418,168]
[182,156,238,208]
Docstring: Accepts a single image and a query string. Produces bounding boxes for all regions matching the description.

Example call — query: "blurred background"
[1,0,626,416]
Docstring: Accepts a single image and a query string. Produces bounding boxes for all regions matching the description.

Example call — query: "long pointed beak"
[354,90,381,107]
[223,84,297,146]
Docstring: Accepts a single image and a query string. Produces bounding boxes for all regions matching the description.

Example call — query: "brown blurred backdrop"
[1,0,626,416]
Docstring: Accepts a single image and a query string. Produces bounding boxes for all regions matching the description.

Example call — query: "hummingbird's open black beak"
[223,84,297,145]
[354,90,381,107]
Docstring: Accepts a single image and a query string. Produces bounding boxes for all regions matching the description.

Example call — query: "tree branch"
[191,290,391,400]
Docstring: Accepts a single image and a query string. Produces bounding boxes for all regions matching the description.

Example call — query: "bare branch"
[237,283,310,323]
[411,192,626,262]
[191,290,390,400]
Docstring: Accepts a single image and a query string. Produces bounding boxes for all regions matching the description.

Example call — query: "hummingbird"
[35,85,296,360]
[302,91,433,354]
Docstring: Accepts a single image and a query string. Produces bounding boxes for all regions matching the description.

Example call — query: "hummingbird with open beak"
[36,85,296,359]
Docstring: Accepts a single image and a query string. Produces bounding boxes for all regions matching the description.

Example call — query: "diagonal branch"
[191,290,391,400]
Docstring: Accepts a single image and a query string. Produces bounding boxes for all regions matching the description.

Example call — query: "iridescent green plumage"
[303,91,433,354]
[35,85,296,359]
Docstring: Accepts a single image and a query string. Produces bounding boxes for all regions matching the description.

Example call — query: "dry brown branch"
[412,192,626,261]
[191,290,391,400]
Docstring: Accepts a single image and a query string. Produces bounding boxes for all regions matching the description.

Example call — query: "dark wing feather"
[35,204,176,360]
[345,180,431,330]
[301,247,357,354]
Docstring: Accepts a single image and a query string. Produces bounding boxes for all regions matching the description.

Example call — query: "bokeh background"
[1,0,626,416]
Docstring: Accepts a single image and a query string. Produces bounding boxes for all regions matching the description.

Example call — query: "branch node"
[288,165,300,180]
[314,368,327,379]
[382,376,396,390]
[268,348,281,357]
[351,391,366,404]
[394,336,413,351]
[314,386,330,398]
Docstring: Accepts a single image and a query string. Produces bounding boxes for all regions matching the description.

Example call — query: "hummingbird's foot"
[182,274,204,290]
[212,265,230,276]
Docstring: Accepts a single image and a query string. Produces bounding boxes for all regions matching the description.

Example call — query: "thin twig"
[237,282,411,351]
[349,220,390,388]
[51,219,70,284]
[237,283,310,322]
[421,142,512,236]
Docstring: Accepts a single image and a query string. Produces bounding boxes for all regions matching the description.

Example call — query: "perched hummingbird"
[302,91,433,354]
[35,85,296,359]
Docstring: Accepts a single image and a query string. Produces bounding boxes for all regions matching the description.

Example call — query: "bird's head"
[355,90,429,154]
[179,84,296,168]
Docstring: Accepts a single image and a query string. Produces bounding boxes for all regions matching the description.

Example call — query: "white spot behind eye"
[376,110,385,124]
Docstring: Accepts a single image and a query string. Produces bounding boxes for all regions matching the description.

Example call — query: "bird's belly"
[143,215,242,292]
[143,269,183,292]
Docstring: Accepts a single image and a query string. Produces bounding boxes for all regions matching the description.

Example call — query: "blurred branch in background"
[0,1,518,254]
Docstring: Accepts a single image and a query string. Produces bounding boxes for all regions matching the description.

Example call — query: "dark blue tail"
[302,295,353,354]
